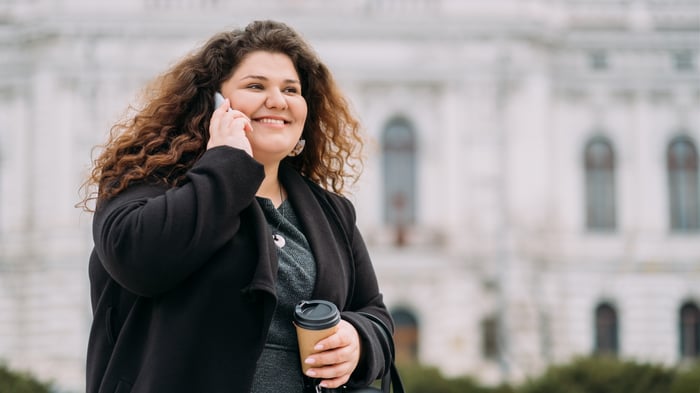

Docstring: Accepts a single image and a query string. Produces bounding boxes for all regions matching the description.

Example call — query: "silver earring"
[288,139,306,157]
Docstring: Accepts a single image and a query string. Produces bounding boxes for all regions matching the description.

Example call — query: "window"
[481,315,499,360]
[391,307,419,364]
[589,50,608,70]
[674,51,695,71]
[680,302,700,359]
[594,302,618,356]
[585,137,616,230]
[382,117,417,246]
[668,136,699,231]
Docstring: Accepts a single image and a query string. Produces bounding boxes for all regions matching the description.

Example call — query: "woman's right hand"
[207,98,254,156]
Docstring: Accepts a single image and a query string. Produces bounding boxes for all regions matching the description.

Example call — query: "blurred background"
[1,0,699,392]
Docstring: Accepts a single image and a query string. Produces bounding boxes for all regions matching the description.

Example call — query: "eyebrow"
[240,75,300,84]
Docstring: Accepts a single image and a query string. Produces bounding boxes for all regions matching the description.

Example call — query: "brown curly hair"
[79,20,363,211]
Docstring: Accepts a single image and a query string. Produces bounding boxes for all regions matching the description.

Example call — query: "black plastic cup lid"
[293,300,340,330]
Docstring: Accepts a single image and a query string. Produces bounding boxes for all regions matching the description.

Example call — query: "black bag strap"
[357,312,405,393]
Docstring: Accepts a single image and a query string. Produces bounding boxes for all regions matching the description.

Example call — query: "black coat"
[86,146,393,393]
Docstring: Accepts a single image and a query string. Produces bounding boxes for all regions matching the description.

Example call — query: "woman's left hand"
[303,319,361,389]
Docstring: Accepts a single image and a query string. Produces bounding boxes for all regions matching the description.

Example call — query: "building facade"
[0,0,699,391]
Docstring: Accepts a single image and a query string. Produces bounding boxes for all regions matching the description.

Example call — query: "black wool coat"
[86,146,393,393]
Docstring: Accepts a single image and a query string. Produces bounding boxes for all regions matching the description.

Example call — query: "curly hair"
[79,20,363,211]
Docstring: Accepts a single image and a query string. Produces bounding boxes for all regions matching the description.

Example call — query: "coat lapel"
[242,202,279,296]
[279,164,350,309]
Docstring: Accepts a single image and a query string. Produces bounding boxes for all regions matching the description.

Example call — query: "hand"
[304,320,361,389]
[207,98,254,156]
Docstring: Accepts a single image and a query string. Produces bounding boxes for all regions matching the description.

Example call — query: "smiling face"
[220,51,308,166]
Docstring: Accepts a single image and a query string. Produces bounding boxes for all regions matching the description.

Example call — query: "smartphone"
[214,91,252,134]
[214,92,229,110]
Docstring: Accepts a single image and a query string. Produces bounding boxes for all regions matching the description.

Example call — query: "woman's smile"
[254,116,289,127]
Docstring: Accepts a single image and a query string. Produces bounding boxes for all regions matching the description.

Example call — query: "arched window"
[391,307,419,364]
[668,136,700,231]
[594,302,618,356]
[382,117,416,246]
[680,302,700,359]
[584,137,616,230]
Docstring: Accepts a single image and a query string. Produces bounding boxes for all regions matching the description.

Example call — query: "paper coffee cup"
[293,300,340,373]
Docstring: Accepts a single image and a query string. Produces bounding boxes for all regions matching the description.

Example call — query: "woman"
[82,20,393,393]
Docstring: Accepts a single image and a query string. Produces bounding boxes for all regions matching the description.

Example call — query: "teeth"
[258,118,285,125]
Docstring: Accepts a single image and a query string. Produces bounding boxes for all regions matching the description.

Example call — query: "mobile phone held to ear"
[214,92,253,136]
[214,92,230,110]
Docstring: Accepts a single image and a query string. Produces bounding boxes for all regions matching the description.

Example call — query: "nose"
[265,88,287,110]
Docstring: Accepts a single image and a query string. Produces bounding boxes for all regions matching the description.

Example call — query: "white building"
[1,0,699,391]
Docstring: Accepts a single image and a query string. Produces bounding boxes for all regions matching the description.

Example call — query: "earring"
[288,139,306,157]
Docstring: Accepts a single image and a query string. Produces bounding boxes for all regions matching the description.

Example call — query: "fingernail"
[314,344,323,351]
[305,357,315,364]
[306,369,316,377]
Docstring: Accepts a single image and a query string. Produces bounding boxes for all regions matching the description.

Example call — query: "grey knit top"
[250,197,317,393]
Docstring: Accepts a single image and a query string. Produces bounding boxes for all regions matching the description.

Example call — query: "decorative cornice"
[1,1,697,89]
[1,0,694,40]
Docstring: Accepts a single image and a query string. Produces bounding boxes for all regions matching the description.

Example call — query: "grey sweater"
[250,198,317,393]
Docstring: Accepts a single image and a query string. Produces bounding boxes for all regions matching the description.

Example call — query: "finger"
[229,111,253,133]
[208,117,225,150]
[230,118,252,135]
[209,101,238,133]
[244,120,254,133]
[318,375,351,389]
[226,115,252,133]
[208,117,252,153]
[209,109,224,135]
[219,98,231,111]
[306,345,352,368]
[222,108,251,124]
[314,332,349,352]
[305,361,353,381]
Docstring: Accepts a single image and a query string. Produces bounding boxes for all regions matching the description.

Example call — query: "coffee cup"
[293,300,341,373]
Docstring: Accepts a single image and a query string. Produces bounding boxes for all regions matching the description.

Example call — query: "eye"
[247,83,264,90]
[284,86,300,94]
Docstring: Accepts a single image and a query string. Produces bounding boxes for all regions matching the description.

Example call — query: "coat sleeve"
[92,146,265,297]
[341,225,395,387]
[328,197,394,387]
